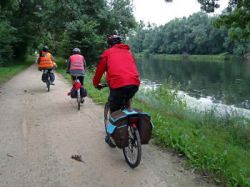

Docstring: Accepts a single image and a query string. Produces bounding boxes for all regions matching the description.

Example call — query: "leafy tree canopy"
[0,0,136,65]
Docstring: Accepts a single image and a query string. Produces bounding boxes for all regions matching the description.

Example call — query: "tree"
[165,0,250,41]
[0,0,137,66]
[128,12,245,55]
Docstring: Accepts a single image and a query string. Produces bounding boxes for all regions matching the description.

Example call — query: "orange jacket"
[38,51,54,69]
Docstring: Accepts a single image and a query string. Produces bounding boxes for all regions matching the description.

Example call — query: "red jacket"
[93,44,140,89]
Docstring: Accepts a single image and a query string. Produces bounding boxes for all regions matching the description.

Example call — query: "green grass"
[136,53,233,62]
[57,66,250,187]
[0,56,34,85]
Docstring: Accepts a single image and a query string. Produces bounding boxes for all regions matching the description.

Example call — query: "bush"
[0,20,16,66]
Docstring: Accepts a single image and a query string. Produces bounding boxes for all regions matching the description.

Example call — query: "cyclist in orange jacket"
[38,46,57,84]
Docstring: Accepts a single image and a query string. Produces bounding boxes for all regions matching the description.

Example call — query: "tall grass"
[135,87,250,186]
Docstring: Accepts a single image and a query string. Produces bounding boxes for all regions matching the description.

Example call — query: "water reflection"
[136,56,250,110]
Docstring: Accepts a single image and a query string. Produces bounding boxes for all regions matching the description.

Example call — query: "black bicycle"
[71,75,84,110]
[100,84,142,168]
[42,69,54,92]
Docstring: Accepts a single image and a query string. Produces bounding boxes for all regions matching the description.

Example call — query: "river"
[136,55,250,117]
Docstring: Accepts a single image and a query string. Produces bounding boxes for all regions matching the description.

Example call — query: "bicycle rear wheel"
[104,102,110,131]
[123,127,141,168]
[77,89,81,110]
[46,79,50,92]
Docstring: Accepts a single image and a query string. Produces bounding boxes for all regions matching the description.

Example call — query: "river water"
[136,56,250,117]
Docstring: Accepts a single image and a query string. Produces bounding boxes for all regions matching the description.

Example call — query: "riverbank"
[0,57,34,85]
[56,58,249,187]
[136,53,234,62]
[84,73,249,187]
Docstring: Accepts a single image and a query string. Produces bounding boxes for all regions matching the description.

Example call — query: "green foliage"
[0,56,34,84]
[197,0,220,13]
[0,20,16,66]
[36,0,136,65]
[136,83,186,115]
[0,0,136,66]
[128,12,249,56]
[198,0,250,41]
[63,19,105,62]
[104,0,136,36]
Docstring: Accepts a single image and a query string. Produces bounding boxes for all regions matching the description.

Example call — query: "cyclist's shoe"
[50,82,55,85]
[80,98,84,103]
[105,135,116,148]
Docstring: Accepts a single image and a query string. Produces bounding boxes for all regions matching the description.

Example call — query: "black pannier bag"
[70,87,87,98]
[108,110,129,148]
[80,87,87,97]
[123,108,153,144]
[41,73,48,82]
[70,87,77,98]
[138,113,153,144]
[106,109,153,148]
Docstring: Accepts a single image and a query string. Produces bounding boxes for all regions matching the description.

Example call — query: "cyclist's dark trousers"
[71,76,84,86]
[109,85,139,113]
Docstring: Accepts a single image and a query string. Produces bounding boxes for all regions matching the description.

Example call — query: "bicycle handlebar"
[96,83,108,90]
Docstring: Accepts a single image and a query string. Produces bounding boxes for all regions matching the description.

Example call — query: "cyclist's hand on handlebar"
[95,84,103,90]
[95,83,107,90]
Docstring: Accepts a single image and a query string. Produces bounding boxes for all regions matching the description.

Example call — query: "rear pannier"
[41,72,48,82]
[70,87,87,98]
[106,109,153,148]
[138,113,153,144]
[107,110,129,148]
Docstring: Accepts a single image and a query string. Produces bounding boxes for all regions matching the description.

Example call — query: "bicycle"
[42,69,54,92]
[99,84,142,168]
[70,75,85,110]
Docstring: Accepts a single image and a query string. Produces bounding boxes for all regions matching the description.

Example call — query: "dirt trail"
[0,65,215,187]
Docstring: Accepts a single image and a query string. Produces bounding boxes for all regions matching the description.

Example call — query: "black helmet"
[107,35,121,46]
[43,46,49,52]
[72,48,81,54]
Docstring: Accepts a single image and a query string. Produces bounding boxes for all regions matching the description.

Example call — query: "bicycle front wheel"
[123,127,141,168]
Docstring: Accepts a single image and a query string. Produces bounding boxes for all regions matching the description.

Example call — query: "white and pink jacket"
[68,54,86,75]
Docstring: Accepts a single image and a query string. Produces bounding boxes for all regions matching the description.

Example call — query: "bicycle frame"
[72,75,82,89]
[71,75,83,110]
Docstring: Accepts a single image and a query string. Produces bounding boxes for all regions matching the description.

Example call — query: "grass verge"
[0,56,34,85]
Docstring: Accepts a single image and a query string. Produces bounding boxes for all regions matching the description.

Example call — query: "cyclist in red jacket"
[93,35,140,112]
[93,35,140,147]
